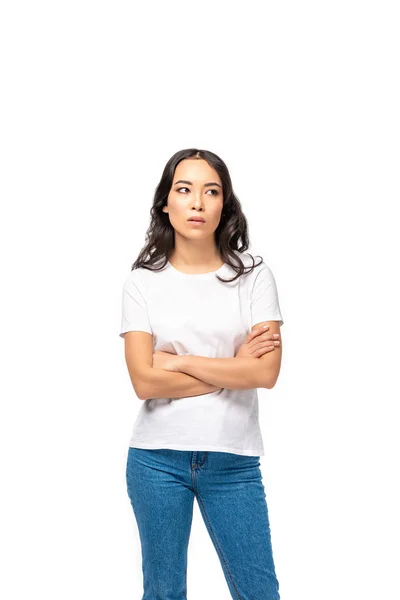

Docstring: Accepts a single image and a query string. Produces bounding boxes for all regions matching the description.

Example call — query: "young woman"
[120,148,284,600]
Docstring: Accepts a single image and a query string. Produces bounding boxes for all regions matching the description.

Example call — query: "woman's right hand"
[235,326,280,359]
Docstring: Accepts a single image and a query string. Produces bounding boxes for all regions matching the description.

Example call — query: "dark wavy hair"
[131,148,263,283]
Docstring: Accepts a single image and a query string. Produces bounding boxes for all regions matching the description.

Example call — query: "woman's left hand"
[152,350,182,372]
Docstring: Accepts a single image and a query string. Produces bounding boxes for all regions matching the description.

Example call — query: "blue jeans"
[126,447,281,600]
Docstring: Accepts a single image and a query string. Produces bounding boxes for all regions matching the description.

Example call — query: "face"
[162,159,224,237]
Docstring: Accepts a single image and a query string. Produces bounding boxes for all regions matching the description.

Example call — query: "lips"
[188,217,205,222]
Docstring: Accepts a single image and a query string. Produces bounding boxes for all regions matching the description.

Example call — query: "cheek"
[212,205,224,220]
[169,196,187,215]
[165,198,182,221]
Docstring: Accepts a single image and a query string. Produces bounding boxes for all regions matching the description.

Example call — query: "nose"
[191,193,204,210]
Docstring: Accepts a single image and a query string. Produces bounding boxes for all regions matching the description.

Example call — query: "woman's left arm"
[160,320,282,391]
[179,355,268,390]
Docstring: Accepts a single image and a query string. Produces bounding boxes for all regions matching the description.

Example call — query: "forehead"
[173,159,221,184]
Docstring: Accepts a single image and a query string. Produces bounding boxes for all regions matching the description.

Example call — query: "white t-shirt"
[119,250,284,457]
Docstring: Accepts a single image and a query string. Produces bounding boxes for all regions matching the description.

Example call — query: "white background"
[1,1,399,599]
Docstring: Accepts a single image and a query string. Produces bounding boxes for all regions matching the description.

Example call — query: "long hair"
[131,148,263,283]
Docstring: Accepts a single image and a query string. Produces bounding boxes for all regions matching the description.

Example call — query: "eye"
[176,187,219,195]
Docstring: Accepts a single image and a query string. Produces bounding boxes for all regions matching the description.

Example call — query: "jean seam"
[196,491,243,600]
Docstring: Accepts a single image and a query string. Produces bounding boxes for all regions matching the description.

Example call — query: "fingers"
[250,337,281,358]
[255,347,274,357]
[254,343,276,358]
[247,327,280,346]
[247,326,269,342]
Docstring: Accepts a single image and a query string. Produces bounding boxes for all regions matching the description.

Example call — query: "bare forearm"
[139,367,220,401]
[177,356,268,390]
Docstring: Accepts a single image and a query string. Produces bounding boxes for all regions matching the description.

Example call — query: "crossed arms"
[123,320,282,401]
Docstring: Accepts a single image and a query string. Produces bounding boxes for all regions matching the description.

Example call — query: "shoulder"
[122,261,170,292]
[122,267,147,292]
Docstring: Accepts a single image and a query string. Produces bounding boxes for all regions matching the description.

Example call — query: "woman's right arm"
[123,331,219,400]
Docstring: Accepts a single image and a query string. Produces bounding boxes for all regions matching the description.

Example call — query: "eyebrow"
[173,179,222,189]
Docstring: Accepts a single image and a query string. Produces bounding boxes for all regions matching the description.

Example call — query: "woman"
[120,148,284,600]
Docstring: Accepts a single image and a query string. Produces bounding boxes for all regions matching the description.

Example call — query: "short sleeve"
[250,263,284,328]
[119,276,153,338]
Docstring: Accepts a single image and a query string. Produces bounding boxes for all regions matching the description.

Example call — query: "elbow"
[256,370,275,390]
[136,366,158,400]
[254,360,281,390]
[136,372,159,400]
[133,375,152,401]
[262,372,280,389]
[265,379,276,390]
[264,361,282,389]
[267,373,282,389]
[133,382,145,400]
[136,381,151,401]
